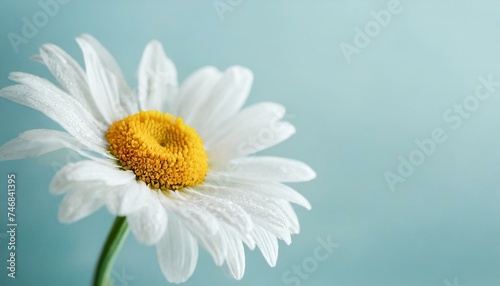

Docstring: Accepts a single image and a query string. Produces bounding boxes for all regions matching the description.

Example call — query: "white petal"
[160,191,220,236]
[77,34,136,112]
[1,73,107,153]
[194,184,291,244]
[58,187,105,223]
[254,216,291,245]
[76,35,135,124]
[39,43,107,123]
[223,227,246,280]
[181,188,254,236]
[138,40,177,111]
[188,66,253,138]
[39,44,89,103]
[253,226,279,267]
[213,156,316,183]
[267,183,311,210]
[156,217,199,284]
[278,201,301,234]
[51,180,95,196]
[105,180,150,216]
[204,174,311,209]
[171,66,222,122]
[0,129,108,160]
[78,34,126,79]
[159,192,227,265]
[127,191,168,245]
[185,225,228,266]
[50,160,134,195]
[207,120,295,164]
[205,102,285,145]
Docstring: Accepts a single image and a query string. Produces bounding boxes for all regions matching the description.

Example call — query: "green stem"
[93,216,129,286]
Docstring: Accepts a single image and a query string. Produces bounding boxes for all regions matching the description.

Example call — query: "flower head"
[0,34,316,283]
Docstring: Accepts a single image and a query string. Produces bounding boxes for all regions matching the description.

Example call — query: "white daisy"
[0,34,316,284]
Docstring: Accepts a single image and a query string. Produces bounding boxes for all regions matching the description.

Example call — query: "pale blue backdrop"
[1,1,500,285]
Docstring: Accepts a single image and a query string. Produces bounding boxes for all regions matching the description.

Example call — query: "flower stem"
[93,216,129,286]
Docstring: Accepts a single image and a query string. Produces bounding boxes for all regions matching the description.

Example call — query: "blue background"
[2,1,500,285]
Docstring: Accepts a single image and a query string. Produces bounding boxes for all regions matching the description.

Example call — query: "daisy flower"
[0,34,316,284]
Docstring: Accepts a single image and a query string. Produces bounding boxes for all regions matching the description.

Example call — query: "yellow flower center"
[106,111,208,190]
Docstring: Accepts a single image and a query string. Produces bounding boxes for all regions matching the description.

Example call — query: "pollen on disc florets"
[106,110,208,190]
